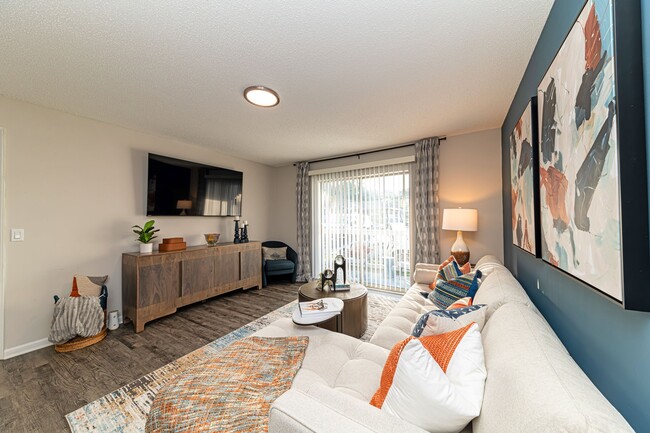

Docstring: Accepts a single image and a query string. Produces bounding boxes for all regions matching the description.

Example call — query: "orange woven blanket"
[146,336,309,433]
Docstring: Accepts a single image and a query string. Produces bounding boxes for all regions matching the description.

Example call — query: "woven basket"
[55,327,107,353]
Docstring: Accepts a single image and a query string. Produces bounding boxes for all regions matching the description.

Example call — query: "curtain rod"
[293,136,447,166]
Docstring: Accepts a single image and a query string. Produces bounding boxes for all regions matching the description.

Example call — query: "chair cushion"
[265,259,295,273]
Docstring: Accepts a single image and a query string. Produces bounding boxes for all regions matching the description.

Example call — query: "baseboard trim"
[3,338,52,359]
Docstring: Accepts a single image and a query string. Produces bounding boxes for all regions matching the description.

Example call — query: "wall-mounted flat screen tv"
[146,153,242,216]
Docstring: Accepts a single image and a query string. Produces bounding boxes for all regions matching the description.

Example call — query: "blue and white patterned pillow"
[429,270,482,310]
[412,305,487,337]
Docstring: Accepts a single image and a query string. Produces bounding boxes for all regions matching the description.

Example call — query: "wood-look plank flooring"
[0,282,299,433]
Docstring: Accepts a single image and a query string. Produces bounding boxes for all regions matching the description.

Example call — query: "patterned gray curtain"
[414,137,441,264]
[295,162,311,281]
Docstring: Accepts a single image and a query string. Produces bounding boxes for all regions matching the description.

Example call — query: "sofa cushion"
[473,269,533,319]
[474,302,633,433]
[265,259,295,273]
[370,323,486,433]
[254,318,388,402]
[369,286,438,350]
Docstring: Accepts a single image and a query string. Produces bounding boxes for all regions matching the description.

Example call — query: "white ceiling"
[0,1,553,166]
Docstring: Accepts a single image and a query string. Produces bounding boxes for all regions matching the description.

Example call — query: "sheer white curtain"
[311,163,411,292]
[203,178,242,216]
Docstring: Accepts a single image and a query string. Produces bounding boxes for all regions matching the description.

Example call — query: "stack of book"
[298,299,334,318]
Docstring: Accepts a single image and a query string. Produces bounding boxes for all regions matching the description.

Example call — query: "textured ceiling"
[0,1,553,166]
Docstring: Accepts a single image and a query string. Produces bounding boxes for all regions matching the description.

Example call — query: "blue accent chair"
[262,241,298,287]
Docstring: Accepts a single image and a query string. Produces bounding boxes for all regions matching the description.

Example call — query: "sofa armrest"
[269,385,427,433]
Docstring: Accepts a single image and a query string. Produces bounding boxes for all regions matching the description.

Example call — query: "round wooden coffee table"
[298,281,368,338]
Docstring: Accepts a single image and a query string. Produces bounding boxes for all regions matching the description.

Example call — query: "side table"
[292,298,344,332]
[298,281,368,338]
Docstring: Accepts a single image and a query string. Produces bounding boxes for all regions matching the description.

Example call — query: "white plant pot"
[140,243,153,254]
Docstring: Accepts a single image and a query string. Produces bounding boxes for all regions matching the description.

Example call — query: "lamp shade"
[442,208,478,232]
[176,200,192,210]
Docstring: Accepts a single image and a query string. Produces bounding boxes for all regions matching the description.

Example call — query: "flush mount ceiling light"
[243,86,280,107]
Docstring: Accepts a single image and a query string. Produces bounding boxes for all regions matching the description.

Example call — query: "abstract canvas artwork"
[510,101,537,256]
[537,0,622,300]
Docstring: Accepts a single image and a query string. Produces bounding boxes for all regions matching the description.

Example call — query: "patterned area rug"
[66,290,399,433]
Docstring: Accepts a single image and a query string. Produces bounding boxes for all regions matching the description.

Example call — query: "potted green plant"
[132,220,160,253]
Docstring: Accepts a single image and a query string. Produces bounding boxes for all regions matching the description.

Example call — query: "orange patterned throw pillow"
[370,323,486,432]
[430,256,471,289]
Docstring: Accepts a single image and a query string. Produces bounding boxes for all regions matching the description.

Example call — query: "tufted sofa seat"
[255,319,386,401]
[252,255,633,433]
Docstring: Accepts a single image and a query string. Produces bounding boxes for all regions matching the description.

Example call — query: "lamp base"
[451,251,470,267]
[450,230,470,266]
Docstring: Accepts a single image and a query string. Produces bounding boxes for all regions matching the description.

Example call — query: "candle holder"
[234,219,241,243]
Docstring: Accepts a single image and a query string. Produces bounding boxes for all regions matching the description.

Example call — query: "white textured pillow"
[413,268,437,284]
[370,323,487,433]
[262,247,287,261]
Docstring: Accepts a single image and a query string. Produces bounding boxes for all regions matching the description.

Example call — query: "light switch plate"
[10,229,24,242]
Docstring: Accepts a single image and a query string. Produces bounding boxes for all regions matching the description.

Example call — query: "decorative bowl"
[204,233,220,246]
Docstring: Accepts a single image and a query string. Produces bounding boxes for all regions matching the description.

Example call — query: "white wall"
[267,165,298,251]
[439,129,503,262]
[269,129,504,266]
[0,96,275,353]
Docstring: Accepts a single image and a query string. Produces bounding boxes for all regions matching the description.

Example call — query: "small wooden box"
[158,242,187,252]
[162,237,184,244]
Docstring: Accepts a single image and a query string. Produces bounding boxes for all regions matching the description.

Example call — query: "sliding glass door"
[312,163,411,292]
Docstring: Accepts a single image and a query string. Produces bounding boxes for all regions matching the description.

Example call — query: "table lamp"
[442,208,478,266]
[176,200,192,216]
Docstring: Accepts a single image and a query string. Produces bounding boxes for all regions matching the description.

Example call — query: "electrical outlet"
[10,229,24,242]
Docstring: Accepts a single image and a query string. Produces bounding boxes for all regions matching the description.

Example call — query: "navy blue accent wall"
[501,1,650,431]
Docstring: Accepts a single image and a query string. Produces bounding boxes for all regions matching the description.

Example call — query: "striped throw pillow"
[430,270,482,309]
[369,323,486,432]
[430,256,471,289]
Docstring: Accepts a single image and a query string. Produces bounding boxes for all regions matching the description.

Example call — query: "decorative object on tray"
[334,254,346,284]
[536,0,650,310]
[204,233,220,247]
[509,98,540,257]
[320,268,335,290]
[441,208,478,266]
[132,219,159,254]
[50,275,109,352]
[158,237,186,252]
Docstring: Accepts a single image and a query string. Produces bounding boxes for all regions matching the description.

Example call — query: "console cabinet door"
[138,258,180,308]
[214,250,240,287]
[241,247,262,280]
[181,254,214,297]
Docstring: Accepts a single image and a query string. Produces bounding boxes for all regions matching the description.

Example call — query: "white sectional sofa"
[254,255,633,433]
